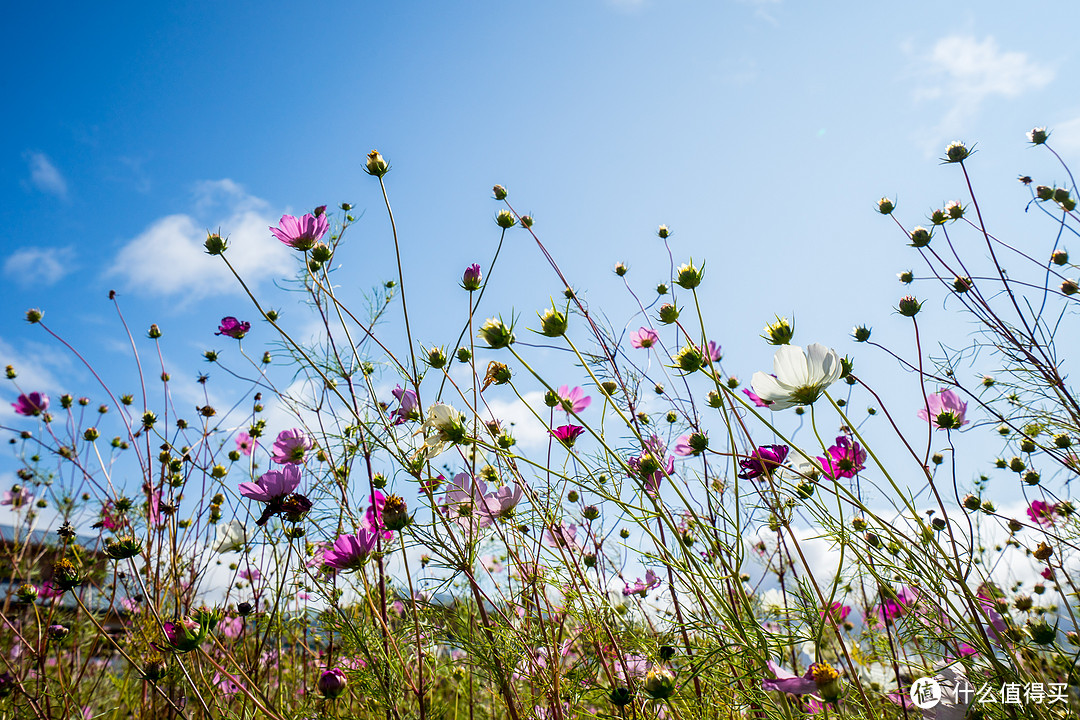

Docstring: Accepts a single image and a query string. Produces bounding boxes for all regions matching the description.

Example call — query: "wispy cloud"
[107,180,292,302]
[911,35,1053,145]
[23,151,69,199]
[4,246,76,287]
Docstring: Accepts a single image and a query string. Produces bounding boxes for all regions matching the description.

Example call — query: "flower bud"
[952,276,972,293]
[492,185,508,200]
[656,283,668,295]
[16,583,38,602]
[908,226,931,248]
[204,232,228,255]
[1027,127,1049,145]
[478,318,515,348]
[381,495,411,531]
[1051,249,1068,266]
[425,346,447,369]
[47,624,70,641]
[706,391,722,408]
[310,243,332,263]
[26,308,43,323]
[876,197,895,215]
[945,200,964,220]
[544,390,560,408]
[1061,279,1078,296]
[600,381,618,396]
[613,262,628,276]
[143,658,168,682]
[237,602,253,616]
[83,427,99,441]
[105,536,144,560]
[539,307,568,337]
[675,262,703,289]
[763,316,794,345]
[963,494,981,511]
[495,210,517,229]
[673,345,704,374]
[852,325,871,342]
[657,225,670,239]
[456,346,472,363]
[897,296,922,317]
[943,141,971,163]
[929,208,947,226]
[462,264,483,291]
[365,150,389,178]
[520,215,533,228]
[1033,542,1053,561]
[643,666,676,699]
[1036,185,1054,201]
[1027,619,1057,645]
[52,558,83,591]
[657,303,680,324]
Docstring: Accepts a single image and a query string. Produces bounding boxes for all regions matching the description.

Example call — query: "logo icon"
[910,677,942,709]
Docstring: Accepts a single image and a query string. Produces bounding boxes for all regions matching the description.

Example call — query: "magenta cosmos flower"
[551,424,585,448]
[628,435,675,495]
[271,428,313,464]
[623,569,661,597]
[12,392,49,417]
[215,317,250,339]
[630,327,659,349]
[817,436,866,479]
[737,444,788,479]
[1,486,33,507]
[1026,500,1059,526]
[390,385,418,425]
[917,389,969,430]
[269,213,329,251]
[557,385,591,415]
[322,529,378,571]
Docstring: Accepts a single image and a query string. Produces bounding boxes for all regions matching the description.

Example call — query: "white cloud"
[107,180,292,301]
[23,151,69,199]
[912,36,1053,143]
[4,246,76,286]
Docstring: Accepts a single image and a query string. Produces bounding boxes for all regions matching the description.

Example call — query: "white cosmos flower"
[420,402,466,459]
[750,343,842,411]
[212,520,248,553]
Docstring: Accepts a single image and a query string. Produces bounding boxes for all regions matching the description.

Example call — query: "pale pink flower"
[270,428,312,464]
[917,388,969,430]
[270,213,328,251]
[630,327,659,349]
[556,385,591,415]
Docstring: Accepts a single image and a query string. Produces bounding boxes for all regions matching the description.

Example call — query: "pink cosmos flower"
[737,444,789,479]
[270,213,328,251]
[761,661,817,695]
[543,523,578,549]
[322,529,378,571]
[1,487,33,507]
[551,424,585,448]
[390,385,418,425]
[212,670,245,698]
[703,341,722,362]
[1041,567,1055,580]
[215,317,250,339]
[271,428,312,464]
[623,570,661,597]
[878,586,918,622]
[239,465,301,503]
[363,491,394,541]
[462,264,482,291]
[556,385,591,415]
[218,616,244,639]
[817,436,867,479]
[239,568,261,582]
[630,327,659,349]
[12,392,49,417]
[743,387,772,408]
[822,601,851,624]
[1026,500,1059,526]
[235,432,255,456]
[917,389,969,430]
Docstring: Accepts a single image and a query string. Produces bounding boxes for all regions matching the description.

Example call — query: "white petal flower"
[212,520,247,554]
[750,343,842,411]
[420,403,466,459]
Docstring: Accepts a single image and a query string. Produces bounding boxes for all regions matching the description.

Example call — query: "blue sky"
[3,1,1079,550]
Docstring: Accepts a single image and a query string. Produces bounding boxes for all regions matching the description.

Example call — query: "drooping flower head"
[270,428,312,464]
[738,444,789,479]
[750,344,842,410]
[917,389,969,430]
[817,436,867,479]
[556,385,591,415]
[270,213,329,251]
[215,317,250,339]
[12,392,49,417]
[630,327,659,349]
